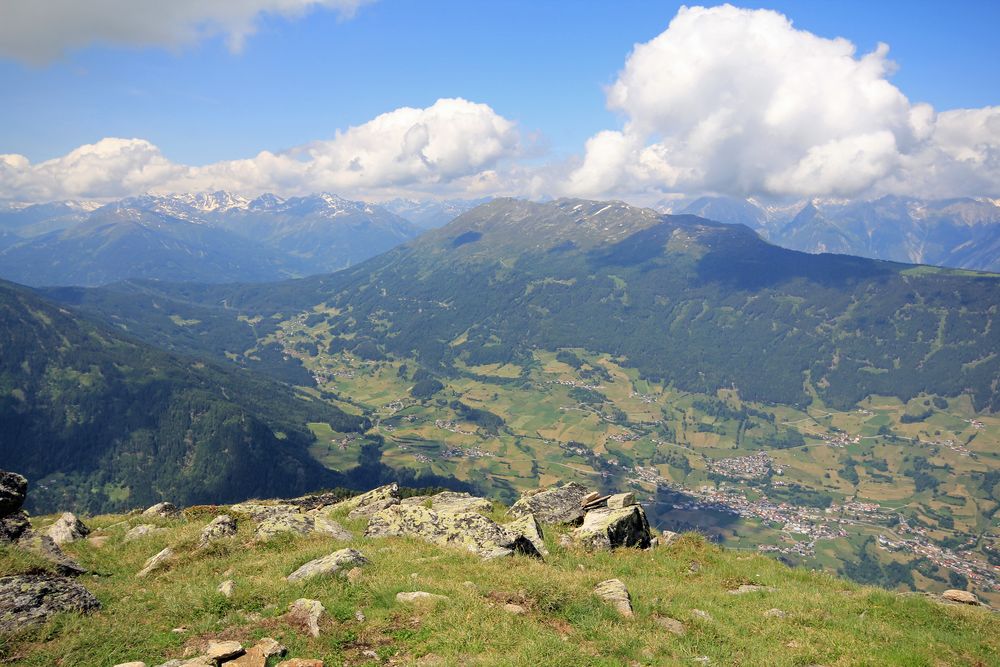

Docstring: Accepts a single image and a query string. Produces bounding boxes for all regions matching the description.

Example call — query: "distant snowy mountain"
[0,191,421,287]
[662,195,1000,272]
[383,197,491,228]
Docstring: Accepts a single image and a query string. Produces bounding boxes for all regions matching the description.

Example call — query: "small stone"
[594,578,633,617]
[136,547,174,578]
[142,502,179,518]
[652,531,679,547]
[354,609,366,622]
[205,640,243,662]
[285,598,325,637]
[764,608,787,618]
[688,561,701,573]
[503,603,527,615]
[396,591,448,604]
[362,650,379,660]
[728,584,775,595]
[217,580,235,598]
[345,567,363,584]
[172,627,187,633]
[694,656,711,665]
[691,609,712,621]
[941,589,980,605]
[286,548,368,583]
[580,491,601,507]
[785,640,801,649]
[606,492,635,509]
[654,616,686,636]
[113,662,147,667]
[276,660,324,667]
[462,581,476,588]
[88,535,109,548]
[47,512,90,545]
[198,514,237,548]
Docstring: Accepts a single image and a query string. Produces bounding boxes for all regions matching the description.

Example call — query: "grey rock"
[365,504,541,560]
[17,531,86,575]
[400,495,431,506]
[764,608,787,618]
[198,514,237,548]
[124,524,165,542]
[47,512,90,545]
[0,471,28,515]
[650,530,680,548]
[941,589,980,605]
[142,502,179,518]
[506,482,590,525]
[286,548,368,583]
[136,547,174,578]
[428,491,493,514]
[254,513,351,541]
[229,502,300,521]
[330,483,401,520]
[571,505,651,550]
[217,580,235,598]
[655,616,686,635]
[205,640,244,662]
[579,491,601,507]
[0,510,30,543]
[0,574,100,632]
[606,492,635,509]
[503,514,548,557]
[285,598,325,637]
[728,584,775,595]
[594,578,633,617]
[227,637,287,666]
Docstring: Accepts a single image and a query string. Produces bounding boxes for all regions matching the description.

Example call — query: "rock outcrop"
[46,512,90,545]
[17,531,87,575]
[142,502,179,518]
[941,589,980,605]
[506,483,590,525]
[0,470,30,543]
[503,514,548,557]
[328,483,401,520]
[253,513,351,541]
[286,548,368,583]
[396,591,448,604]
[366,504,541,560]
[0,574,101,632]
[229,502,300,521]
[572,503,651,550]
[426,491,493,514]
[198,514,237,548]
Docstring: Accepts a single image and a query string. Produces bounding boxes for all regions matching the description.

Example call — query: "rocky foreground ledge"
[1,470,995,666]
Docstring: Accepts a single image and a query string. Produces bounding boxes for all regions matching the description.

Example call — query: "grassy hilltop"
[1,496,996,667]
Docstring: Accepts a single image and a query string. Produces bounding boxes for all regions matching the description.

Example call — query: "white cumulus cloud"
[0,98,523,201]
[0,0,372,64]
[561,4,1000,200]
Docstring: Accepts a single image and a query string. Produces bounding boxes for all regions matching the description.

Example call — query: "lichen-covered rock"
[428,491,493,514]
[0,574,100,632]
[594,578,633,617]
[506,483,590,525]
[17,531,86,575]
[606,492,635,509]
[254,513,351,541]
[0,471,27,516]
[142,502,179,518]
[286,548,368,583]
[46,512,90,545]
[198,514,237,548]
[329,484,401,520]
[124,524,165,542]
[230,502,300,521]
[0,510,30,543]
[285,598,325,637]
[366,504,541,560]
[136,547,174,578]
[503,514,548,557]
[396,591,448,604]
[572,505,651,550]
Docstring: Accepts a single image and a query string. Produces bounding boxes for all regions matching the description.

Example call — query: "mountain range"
[0,192,421,286]
[667,195,1000,272]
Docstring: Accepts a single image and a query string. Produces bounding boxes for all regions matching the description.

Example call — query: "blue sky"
[1,1,998,202]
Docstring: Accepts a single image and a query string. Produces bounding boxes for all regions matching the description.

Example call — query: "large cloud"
[562,4,1000,200]
[0,0,371,64]
[0,98,523,201]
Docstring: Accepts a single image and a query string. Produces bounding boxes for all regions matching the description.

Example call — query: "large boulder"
[46,512,90,545]
[365,504,541,560]
[427,492,493,515]
[942,589,980,606]
[286,548,368,583]
[0,574,101,632]
[328,484,401,520]
[506,483,591,525]
[198,514,237,548]
[572,505,651,550]
[0,471,27,515]
[230,502,300,521]
[142,502,179,518]
[254,513,351,541]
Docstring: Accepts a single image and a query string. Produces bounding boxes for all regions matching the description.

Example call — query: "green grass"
[2,507,997,666]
